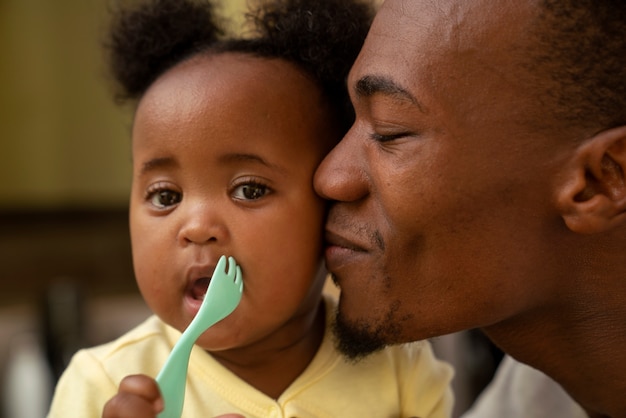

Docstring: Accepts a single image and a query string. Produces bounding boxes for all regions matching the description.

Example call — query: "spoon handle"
[155,335,195,418]
[156,314,223,418]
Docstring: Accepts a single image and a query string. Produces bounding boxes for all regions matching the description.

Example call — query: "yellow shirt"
[48,296,454,417]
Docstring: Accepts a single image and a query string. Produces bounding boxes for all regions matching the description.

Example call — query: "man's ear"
[557,125,626,234]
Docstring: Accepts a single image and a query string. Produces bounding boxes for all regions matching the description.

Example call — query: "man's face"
[315,0,573,358]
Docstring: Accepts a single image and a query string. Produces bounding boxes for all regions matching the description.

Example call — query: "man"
[314,1,626,417]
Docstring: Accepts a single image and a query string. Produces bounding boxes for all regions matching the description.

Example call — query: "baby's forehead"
[142,52,319,107]
[133,52,336,155]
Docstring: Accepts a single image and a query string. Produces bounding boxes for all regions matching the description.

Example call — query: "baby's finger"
[118,374,162,404]
[102,375,163,418]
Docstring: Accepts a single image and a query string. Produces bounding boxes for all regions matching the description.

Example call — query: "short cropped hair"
[528,0,626,133]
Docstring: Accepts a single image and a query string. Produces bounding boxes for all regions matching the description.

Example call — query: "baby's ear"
[557,125,626,234]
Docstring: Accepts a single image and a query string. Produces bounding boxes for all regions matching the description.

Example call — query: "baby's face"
[129,53,337,352]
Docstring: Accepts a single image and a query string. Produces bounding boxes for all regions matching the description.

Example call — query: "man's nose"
[314,126,369,202]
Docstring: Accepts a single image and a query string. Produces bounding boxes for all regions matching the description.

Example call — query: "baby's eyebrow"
[218,152,287,174]
[140,156,178,175]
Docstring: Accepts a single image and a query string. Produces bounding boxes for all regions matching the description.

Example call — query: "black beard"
[332,307,389,362]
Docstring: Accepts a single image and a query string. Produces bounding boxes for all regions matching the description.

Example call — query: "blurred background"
[0,0,499,417]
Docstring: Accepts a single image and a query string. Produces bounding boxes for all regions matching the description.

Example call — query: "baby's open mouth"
[190,278,210,300]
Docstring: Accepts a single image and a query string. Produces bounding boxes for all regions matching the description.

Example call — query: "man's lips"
[324,230,367,252]
[324,230,369,273]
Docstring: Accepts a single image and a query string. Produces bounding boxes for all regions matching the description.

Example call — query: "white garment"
[462,355,587,418]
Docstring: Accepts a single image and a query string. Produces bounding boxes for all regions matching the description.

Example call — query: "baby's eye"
[146,187,182,208]
[232,182,270,201]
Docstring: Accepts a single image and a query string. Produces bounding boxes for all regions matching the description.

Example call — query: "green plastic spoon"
[156,255,243,418]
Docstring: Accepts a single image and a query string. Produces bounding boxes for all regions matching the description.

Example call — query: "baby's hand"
[102,374,245,418]
[102,375,163,418]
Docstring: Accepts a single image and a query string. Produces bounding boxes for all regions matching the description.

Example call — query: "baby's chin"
[193,328,246,354]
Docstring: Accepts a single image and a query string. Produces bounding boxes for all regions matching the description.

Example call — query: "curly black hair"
[106,0,225,101]
[105,0,375,131]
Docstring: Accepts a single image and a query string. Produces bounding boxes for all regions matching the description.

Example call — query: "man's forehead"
[349,0,542,129]
[377,0,536,35]
[378,0,464,27]
[366,0,467,57]
[367,0,538,69]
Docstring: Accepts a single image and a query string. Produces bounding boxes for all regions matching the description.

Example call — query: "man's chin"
[332,308,396,362]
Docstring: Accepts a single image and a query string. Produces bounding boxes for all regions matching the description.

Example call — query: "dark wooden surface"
[0,208,138,307]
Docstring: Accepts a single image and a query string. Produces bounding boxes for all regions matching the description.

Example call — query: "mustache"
[326,207,385,252]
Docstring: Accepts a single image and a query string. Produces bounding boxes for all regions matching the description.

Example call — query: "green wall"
[0,0,246,209]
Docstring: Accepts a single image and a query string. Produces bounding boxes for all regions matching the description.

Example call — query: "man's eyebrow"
[140,156,178,175]
[354,75,426,112]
